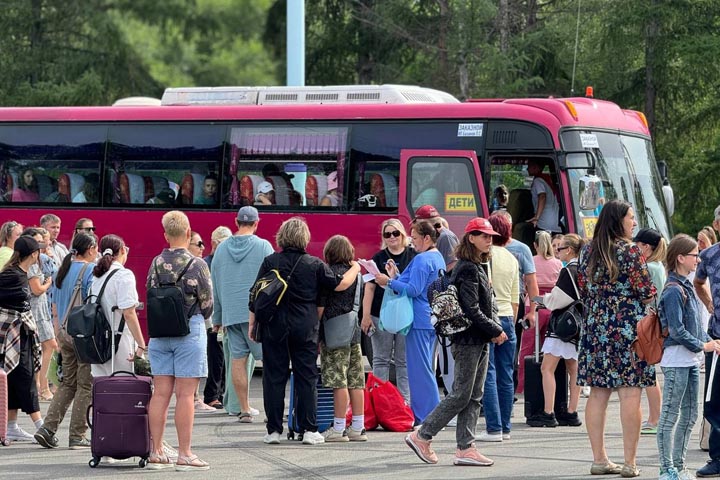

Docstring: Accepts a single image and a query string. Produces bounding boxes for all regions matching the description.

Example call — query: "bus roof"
[0,97,650,137]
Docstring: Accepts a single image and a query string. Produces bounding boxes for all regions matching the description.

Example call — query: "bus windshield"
[562,130,670,239]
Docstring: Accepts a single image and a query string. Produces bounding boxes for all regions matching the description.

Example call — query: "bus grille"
[493,130,518,145]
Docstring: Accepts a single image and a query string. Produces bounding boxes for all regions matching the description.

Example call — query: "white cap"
[257,181,274,194]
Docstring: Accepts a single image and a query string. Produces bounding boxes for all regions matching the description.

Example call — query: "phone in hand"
[519,318,531,330]
[367,325,377,337]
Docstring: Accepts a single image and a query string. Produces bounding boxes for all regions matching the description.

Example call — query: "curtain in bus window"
[228,127,348,206]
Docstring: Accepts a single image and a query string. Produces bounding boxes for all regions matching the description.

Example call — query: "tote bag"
[379,288,413,335]
[324,273,362,349]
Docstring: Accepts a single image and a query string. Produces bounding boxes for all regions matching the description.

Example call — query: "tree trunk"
[355,0,375,84]
[29,0,43,85]
[644,0,659,135]
[499,0,509,53]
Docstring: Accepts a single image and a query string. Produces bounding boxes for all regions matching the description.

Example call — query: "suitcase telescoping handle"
[534,308,541,363]
[109,370,138,378]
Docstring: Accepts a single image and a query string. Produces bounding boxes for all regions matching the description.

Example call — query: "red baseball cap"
[414,205,439,220]
[465,217,499,235]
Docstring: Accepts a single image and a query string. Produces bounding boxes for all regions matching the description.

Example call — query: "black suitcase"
[523,318,569,421]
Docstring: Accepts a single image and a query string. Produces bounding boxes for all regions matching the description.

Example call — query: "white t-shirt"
[531,177,561,232]
[89,262,140,377]
[660,345,703,368]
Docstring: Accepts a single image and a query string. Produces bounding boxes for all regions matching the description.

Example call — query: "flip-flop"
[146,453,174,470]
[175,454,210,471]
[238,412,254,423]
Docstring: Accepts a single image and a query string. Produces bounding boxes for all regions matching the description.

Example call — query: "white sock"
[34,418,43,429]
[351,415,364,431]
[333,418,345,432]
[7,420,18,430]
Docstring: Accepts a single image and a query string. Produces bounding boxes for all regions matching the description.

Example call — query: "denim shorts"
[226,323,262,361]
[148,314,208,378]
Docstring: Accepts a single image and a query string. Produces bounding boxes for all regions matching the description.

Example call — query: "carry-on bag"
[87,370,152,468]
[287,372,334,440]
[524,316,568,420]
[0,369,8,446]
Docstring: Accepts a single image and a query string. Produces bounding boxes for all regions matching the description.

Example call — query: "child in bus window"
[197,174,218,205]
[320,171,340,207]
[254,181,275,205]
[11,168,40,202]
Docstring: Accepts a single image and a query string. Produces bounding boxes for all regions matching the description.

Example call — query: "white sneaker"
[263,432,281,445]
[249,407,260,416]
[194,400,218,414]
[678,469,697,480]
[302,431,325,445]
[475,431,503,442]
[447,416,458,427]
[502,432,511,440]
[322,429,349,442]
[7,426,37,443]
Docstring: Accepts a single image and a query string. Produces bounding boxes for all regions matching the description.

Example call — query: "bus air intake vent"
[493,130,518,145]
[305,93,340,102]
[401,92,434,103]
[347,92,381,101]
[264,93,299,103]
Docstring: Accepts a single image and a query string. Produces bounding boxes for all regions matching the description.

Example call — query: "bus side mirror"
[578,174,603,211]
[662,182,675,217]
[657,161,668,181]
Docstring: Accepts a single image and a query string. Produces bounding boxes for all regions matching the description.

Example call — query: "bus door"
[399,150,488,233]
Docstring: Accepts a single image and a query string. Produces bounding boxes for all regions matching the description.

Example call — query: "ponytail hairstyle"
[93,234,125,278]
[646,236,668,264]
[56,232,97,288]
[534,231,554,260]
[411,220,438,244]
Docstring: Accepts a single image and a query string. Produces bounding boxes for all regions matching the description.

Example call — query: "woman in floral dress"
[577,200,656,478]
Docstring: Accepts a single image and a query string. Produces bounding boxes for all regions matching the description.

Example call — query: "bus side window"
[369,172,398,208]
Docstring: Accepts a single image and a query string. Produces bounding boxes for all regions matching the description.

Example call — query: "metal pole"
[286,0,305,86]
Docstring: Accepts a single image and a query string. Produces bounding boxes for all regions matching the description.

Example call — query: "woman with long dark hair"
[375,220,445,426]
[0,236,45,441]
[11,168,40,202]
[404,218,506,466]
[577,200,656,477]
[90,234,145,377]
[34,232,97,449]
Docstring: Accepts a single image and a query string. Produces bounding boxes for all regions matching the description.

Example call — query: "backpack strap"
[60,262,91,328]
[286,255,304,280]
[664,281,687,304]
[175,258,195,284]
[94,268,121,305]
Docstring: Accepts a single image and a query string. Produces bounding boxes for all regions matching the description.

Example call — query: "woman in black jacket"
[405,217,507,467]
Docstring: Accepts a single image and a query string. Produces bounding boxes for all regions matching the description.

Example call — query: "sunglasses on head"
[383,230,402,239]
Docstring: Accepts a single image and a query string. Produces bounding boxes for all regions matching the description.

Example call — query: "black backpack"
[250,255,303,324]
[147,258,194,338]
[66,269,122,365]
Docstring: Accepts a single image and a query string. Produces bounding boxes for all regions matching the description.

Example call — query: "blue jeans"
[657,365,700,472]
[483,316,517,434]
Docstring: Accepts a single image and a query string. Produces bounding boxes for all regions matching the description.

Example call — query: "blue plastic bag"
[379,288,413,335]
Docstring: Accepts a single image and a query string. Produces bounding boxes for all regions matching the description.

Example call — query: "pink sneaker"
[405,431,439,464]
[453,445,494,466]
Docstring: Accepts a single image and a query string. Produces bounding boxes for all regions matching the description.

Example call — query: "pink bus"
[0,85,673,324]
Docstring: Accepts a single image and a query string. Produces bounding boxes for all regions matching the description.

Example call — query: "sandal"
[146,452,174,470]
[39,388,54,402]
[175,454,210,471]
[238,412,254,423]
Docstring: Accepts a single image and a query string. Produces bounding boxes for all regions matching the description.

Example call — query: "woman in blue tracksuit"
[375,220,444,424]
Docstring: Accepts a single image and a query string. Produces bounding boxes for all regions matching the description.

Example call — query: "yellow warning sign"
[582,216,598,238]
[444,193,476,213]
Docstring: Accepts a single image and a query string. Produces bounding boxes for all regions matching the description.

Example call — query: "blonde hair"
[534,231,554,260]
[562,233,585,257]
[699,226,717,247]
[380,219,408,249]
[162,210,190,239]
[324,235,354,265]
[646,237,667,264]
[276,217,311,250]
[211,226,233,244]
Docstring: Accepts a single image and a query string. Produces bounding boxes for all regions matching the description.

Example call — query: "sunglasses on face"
[434,223,442,230]
[557,246,570,252]
[191,241,205,248]
[78,226,96,232]
[383,230,402,239]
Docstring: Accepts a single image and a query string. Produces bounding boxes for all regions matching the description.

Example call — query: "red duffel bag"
[345,384,378,430]
[367,372,414,432]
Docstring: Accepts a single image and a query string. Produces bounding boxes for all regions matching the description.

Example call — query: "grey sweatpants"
[419,342,489,449]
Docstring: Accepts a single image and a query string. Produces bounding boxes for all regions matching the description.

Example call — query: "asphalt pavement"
[0,370,711,479]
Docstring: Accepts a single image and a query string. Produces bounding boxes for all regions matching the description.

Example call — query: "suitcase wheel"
[89,457,100,468]
[139,458,148,468]
[0,437,10,447]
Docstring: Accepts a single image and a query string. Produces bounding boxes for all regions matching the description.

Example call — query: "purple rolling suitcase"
[0,369,8,446]
[87,371,152,468]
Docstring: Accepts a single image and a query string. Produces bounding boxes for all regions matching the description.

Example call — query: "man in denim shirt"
[693,205,720,477]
